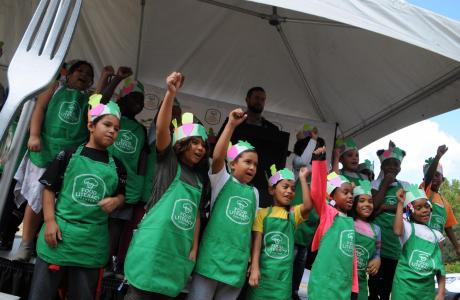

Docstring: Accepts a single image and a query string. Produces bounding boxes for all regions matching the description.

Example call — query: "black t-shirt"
[39,145,127,196]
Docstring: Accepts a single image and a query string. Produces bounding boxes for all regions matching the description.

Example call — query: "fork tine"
[42,0,71,57]
[54,0,82,60]
[30,0,59,54]
[17,0,49,50]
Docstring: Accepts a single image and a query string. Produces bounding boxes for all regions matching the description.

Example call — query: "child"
[368,141,409,300]
[307,150,359,300]
[358,159,375,181]
[28,96,125,300]
[392,185,445,300]
[188,108,259,300]
[124,72,208,299]
[351,180,381,300]
[247,165,311,300]
[13,60,94,261]
[333,137,369,184]
[422,145,460,259]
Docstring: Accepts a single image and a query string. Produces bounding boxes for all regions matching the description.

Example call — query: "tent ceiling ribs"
[345,65,460,138]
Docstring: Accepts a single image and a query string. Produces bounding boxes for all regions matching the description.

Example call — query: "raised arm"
[100,67,133,103]
[423,145,448,189]
[331,147,341,174]
[94,65,114,94]
[156,72,184,152]
[211,108,246,174]
[393,188,406,236]
[298,166,312,219]
[310,146,327,217]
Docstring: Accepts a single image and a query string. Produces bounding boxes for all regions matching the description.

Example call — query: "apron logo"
[409,250,435,275]
[264,231,289,259]
[339,230,355,257]
[356,244,369,270]
[171,199,197,230]
[114,130,138,154]
[226,196,252,225]
[72,174,106,206]
[58,101,81,124]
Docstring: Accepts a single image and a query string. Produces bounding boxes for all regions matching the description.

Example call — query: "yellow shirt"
[252,205,305,233]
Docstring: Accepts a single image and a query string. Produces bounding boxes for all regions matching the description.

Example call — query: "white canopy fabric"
[1,0,460,148]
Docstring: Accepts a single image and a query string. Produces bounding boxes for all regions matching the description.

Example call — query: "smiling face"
[66,63,93,91]
[270,179,296,206]
[332,182,354,213]
[340,149,359,172]
[179,137,207,167]
[430,171,444,192]
[409,198,432,224]
[88,115,120,149]
[354,194,374,220]
[230,151,258,184]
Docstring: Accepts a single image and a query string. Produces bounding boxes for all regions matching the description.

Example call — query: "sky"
[360,0,460,183]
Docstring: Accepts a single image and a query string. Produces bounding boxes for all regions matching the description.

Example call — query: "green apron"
[392,222,444,300]
[292,178,319,247]
[373,182,402,260]
[109,116,145,204]
[355,222,377,300]
[195,176,257,288]
[341,170,365,186]
[308,213,355,300]
[36,145,118,267]
[428,193,447,233]
[247,207,296,300]
[124,164,202,297]
[29,86,89,168]
[141,143,156,203]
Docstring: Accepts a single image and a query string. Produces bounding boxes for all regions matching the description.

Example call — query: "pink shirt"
[310,160,359,293]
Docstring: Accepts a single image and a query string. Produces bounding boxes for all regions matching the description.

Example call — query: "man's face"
[246,90,266,114]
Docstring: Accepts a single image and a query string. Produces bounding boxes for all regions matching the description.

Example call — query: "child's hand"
[435,291,445,300]
[116,66,133,79]
[98,197,122,214]
[228,108,247,127]
[28,135,41,152]
[299,166,310,180]
[396,188,405,204]
[166,72,184,94]
[437,144,448,157]
[101,65,115,78]
[189,249,197,262]
[332,147,340,160]
[382,172,396,185]
[367,257,381,276]
[313,146,326,156]
[248,267,260,287]
[44,220,62,247]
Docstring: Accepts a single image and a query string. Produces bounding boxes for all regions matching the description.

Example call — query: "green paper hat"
[377,140,406,163]
[353,180,372,197]
[327,172,350,196]
[358,159,374,173]
[403,184,427,208]
[116,77,144,99]
[335,137,358,157]
[226,140,255,162]
[423,157,443,177]
[268,164,294,186]
[172,112,208,144]
[88,94,121,122]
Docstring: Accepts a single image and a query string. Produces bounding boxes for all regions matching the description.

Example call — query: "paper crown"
[335,137,358,157]
[423,157,443,177]
[227,140,255,162]
[88,94,121,122]
[377,140,406,163]
[172,112,208,144]
[358,159,374,173]
[403,184,428,208]
[327,172,350,196]
[268,165,294,186]
[297,123,318,140]
[353,180,372,197]
[116,77,144,99]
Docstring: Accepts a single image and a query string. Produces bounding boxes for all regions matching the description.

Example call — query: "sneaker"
[13,241,34,262]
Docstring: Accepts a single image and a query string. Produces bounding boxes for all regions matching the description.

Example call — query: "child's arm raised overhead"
[42,187,61,247]
[100,66,133,103]
[94,65,114,94]
[423,145,448,190]
[331,147,341,174]
[393,188,406,236]
[298,166,312,219]
[310,146,327,217]
[248,231,262,288]
[211,108,247,174]
[28,82,59,152]
[156,72,183,152]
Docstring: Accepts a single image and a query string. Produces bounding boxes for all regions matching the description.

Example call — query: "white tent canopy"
[1,0,460,148]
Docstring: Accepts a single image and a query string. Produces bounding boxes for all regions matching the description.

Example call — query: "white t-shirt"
[209,166,259,211]
[371,178,410,191]
[400,219,445,246]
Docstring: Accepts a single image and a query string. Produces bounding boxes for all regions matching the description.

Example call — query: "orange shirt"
[420,182,458,228]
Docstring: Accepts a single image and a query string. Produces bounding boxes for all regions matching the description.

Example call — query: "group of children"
[0,64,454,300]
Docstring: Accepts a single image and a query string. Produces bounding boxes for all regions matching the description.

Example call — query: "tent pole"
[134,0,146,80]
[275,24,326,122]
